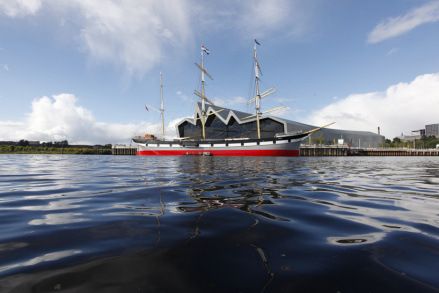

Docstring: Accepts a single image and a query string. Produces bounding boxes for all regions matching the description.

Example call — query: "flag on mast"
[145,105,149,111]
[201,45,210,55]
[255,39,261,45]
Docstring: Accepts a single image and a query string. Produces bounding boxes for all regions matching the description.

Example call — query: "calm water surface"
[0,154,438,292]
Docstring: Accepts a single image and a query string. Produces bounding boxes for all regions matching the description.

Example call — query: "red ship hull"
[136,149,300,156]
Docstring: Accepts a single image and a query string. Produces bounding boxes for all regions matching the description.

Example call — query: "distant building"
[411,129,425,136]
[175,103,385,148]
[425,123,439,137]
[400,135,419,142]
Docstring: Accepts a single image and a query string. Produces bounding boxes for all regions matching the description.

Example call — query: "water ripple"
[0,155,438,292]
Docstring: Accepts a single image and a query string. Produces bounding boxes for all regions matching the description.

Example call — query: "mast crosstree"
[194,45,223,140]
[245,40,285,139]
[145,72,165,136]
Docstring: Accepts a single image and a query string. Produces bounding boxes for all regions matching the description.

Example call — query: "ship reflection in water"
[0,155,439,292]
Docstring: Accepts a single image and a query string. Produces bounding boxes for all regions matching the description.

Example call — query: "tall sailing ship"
[133,41,331,156]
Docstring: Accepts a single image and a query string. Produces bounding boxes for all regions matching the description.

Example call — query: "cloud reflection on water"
[0,250,81,273]
[29,213,88,225]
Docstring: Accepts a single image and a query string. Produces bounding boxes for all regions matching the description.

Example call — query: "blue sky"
[1,0,439,144]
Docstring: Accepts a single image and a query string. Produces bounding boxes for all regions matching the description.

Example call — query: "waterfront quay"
[300,145,349,156]
[112,145,137,155]
[355,147,439,156]
[300,145,439,156]
[113,144,439,156]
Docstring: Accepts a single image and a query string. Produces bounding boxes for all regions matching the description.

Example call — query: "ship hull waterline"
[136,138,304,157]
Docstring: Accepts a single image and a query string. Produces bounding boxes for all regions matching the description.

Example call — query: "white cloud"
[3,64,9,71]
[368,1,439,43]
[134,117,184,140]
[0,94,143,144]
[0,0,42,18]
[387,48,399,56]
[212,96,247,107]
[196,0,311,38]
[242,0,290,34]
[1,0,193,78]
[176,91,193,102]
[1,0,312,77]
[0,93,186,144]
[75,0,193,78]
[307,73,439,139]
[211,97,226,107]
[71,0,310,76]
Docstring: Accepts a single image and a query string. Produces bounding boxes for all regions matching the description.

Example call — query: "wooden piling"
[300,146,439,156]
[112,145,137,155]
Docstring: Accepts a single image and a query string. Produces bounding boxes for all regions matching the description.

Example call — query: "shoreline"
[0,146,112,155]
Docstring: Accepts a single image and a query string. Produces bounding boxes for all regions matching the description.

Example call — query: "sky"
[1,0,439,145]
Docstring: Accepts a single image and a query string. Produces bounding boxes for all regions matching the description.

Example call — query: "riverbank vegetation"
[0,140,113,155]
[0,145,112,155]
[382,135,439,149]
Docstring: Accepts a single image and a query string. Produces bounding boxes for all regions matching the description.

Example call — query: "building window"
[178,115,285,139]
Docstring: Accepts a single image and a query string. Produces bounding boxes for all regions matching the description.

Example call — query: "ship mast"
[201,48,207,140]
[145,72,165,137]
[244,40,284,139]
[194,45,220,141]
[159,72,164,136]
[254,41,262,139]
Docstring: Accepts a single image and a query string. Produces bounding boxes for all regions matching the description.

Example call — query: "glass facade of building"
[178,115,285,139]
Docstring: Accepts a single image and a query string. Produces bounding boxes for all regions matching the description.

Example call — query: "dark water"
[0,155,438,292]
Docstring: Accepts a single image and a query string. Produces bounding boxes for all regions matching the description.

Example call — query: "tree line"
[2,140,113,155]
[383,135,439,149]
[17,140,70,147]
